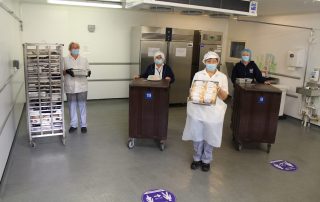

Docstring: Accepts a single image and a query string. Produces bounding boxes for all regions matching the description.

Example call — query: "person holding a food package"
[231,48,268,84]
[134,51,175,83]
[63,42,91,134]
[182,51,228,172]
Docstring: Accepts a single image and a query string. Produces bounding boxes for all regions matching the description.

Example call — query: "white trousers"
[193,141,214,164]
[66,92,87,128]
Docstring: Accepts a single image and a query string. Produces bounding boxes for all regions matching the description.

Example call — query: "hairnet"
[241,48,252,59]
[154,51,166,62]
[202,51,220,65]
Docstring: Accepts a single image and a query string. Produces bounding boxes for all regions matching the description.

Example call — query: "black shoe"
[191,161,202,170]
[201,163,211,172]
[81,127,87,133]
[69,127,77,133]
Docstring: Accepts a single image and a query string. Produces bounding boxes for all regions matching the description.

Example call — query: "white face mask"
[155,59,163,65]
[206,64,218,71]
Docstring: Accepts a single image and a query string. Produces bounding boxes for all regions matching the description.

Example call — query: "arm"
[231,64,237,84]
[86,59,91,77]
[217,75,229,101]
[63,58,74,77]
[140,64,152,79]
[165,66,175,83]
[253,62,266,83]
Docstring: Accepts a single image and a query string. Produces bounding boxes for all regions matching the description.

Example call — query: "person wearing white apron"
[182,51,229,172]
[63,42,91,134]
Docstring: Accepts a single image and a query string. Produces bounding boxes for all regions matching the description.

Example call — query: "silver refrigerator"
[198,31,223,70]
[131,26,194,104]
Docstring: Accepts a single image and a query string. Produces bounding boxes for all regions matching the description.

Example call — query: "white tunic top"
[182,69,229,147]
[63,55,90,94]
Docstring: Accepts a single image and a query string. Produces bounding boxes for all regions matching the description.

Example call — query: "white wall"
[0,0,25,182]
[228,13,320,126]
[20,3,229,99]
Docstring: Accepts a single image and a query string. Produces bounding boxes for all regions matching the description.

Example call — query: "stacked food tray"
[23,43,65,147]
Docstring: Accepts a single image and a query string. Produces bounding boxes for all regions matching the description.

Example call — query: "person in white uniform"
[182,51,229,172]
[63,42,91,133]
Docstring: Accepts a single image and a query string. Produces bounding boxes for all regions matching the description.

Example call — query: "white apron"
[182,98,227,148]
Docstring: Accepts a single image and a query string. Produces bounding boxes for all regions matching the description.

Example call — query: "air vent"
[181,10,204,16]
[149,6,174,12]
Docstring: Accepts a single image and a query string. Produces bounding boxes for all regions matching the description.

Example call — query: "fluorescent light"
[47,0,123,8]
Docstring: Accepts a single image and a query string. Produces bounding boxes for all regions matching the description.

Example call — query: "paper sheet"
[175,48,187,57]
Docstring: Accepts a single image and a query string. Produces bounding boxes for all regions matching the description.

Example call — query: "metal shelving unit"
[23,43,66,147]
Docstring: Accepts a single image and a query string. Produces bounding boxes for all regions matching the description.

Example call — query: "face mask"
[242,56,250,62]
[155,59,163,65]
[206,64,217,71]
[71,49,79,56]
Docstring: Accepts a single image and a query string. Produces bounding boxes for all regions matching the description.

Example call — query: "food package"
[147,75,161,81]
[73,69,88,77]
[189,80,219,105]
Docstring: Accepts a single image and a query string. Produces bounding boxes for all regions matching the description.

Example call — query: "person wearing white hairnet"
[134,51,175,83]
[182,51,229,172]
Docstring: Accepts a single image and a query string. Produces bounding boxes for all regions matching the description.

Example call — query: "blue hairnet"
[241,48,252,59]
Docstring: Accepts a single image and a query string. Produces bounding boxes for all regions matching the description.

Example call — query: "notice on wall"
[175,48,187,57]
[148,48,160,57]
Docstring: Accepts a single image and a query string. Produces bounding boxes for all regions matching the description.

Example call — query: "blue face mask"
[206,64,217,71]
[242,56,250,62]
[71,49,79,56]
[155,59,163,65]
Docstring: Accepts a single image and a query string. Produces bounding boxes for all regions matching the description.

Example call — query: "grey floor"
[0,99,320,202]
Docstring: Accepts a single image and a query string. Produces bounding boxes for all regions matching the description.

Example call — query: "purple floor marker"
[270,160,298,172]
[142,189,176,202]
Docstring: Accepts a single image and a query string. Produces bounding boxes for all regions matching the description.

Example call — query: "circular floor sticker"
[142,189,176,202]
[270,160,297,172]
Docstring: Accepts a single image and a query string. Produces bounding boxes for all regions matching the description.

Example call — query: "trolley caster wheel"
[61,138,66,145]
[127,139,135,149]
[237,143,242,151]
[160,143,165,151]
[30,141,36,148]
[267,144,271,153]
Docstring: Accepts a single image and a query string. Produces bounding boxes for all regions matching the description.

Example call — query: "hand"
[133,75,140,79]
[66,68,74,77]
[217,86,221,93]
[87,70,91,77]
[165,77,171,81]
[264,81,271,85]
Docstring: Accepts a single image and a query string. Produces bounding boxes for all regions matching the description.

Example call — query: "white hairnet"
[202,51,220,65]
[154,51,165,62]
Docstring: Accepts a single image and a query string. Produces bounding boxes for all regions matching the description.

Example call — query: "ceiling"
[17,0,320,16]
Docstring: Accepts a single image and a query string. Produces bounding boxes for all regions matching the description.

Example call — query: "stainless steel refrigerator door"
[199,44,221,70]
[168,41,193,104]
[140,40,167,75]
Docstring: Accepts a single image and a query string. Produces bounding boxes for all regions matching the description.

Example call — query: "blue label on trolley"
[142,189,176,202]
[258,96,265,104]
[145,91,152,100]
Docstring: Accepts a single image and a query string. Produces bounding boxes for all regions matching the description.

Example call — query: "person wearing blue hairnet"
[231,49,269,84]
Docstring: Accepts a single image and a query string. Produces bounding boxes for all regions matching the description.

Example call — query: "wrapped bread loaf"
[189,80,218,105]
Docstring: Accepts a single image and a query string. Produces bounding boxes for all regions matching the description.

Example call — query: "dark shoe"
[201,163,211,172]
[81,127,87,133]
[191,161,202,170]
[69,127,77,133]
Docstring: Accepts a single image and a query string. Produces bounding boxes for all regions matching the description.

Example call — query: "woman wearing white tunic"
[182,51,229,172]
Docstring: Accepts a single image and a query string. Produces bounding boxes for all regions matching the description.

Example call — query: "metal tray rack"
[23,43,66,147]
